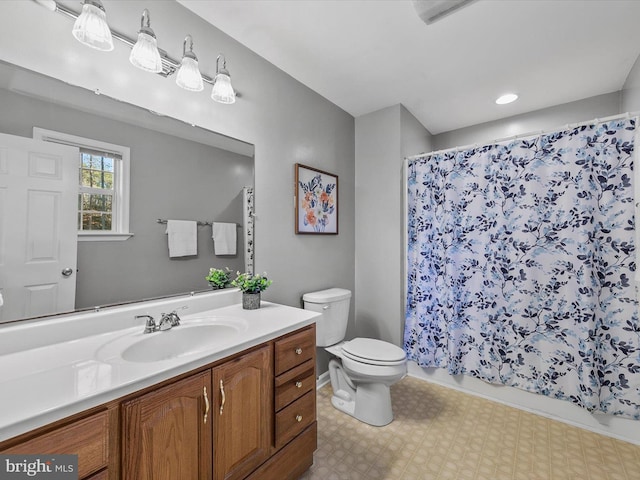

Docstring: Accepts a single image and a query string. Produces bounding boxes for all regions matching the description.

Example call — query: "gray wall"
[0,1,356,365]
[354,105,432,347]
[401,106,433,160]
[0,87,252,308]
[622,54,640,112]
[433,92,621,151]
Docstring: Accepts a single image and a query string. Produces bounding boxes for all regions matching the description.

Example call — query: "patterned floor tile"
[298,376,640,480]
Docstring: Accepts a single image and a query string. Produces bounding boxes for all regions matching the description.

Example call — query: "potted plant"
[231,271,273,309]
[205,267,232,289]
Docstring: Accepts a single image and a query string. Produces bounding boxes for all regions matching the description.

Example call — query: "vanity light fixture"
[176,35,204,92]
[211,55,236,104]
[35,0,238,104]
[129,9,162,73]
[496,93,518,105]
[71,0,114,51]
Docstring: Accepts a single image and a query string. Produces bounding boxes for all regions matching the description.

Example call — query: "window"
[33,128,132,241]
[78,148,117,232]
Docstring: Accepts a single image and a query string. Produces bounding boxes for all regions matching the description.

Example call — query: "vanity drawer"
[245,422,317,480]
[2,410,109,479]
[275,390,315,449]
[85,469,108,480]
[275,359,315,411]
[274,325,315,375]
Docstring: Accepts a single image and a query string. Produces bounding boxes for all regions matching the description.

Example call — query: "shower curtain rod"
[405,110,640,161]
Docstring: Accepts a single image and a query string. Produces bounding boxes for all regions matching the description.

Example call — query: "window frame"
[33,127,132,241]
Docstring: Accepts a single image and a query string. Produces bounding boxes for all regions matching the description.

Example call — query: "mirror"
[0,60,255,323]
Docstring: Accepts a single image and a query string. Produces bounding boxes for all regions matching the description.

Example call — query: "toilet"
[303,288,407,426]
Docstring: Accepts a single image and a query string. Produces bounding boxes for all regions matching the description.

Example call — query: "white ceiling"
[177,0,640,135]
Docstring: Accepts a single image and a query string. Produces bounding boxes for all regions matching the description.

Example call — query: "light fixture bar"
[34,0,221,84]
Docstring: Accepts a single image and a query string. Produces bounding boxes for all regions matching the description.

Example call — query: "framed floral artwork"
[295,163,338,234]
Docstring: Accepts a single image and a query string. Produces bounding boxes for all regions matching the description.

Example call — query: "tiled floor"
[299,376,640,480]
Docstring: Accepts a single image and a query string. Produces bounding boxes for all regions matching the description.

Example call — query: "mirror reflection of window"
[33,127,132,241]
[79,148,118,232]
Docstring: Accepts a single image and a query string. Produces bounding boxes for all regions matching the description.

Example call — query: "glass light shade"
[72,1,114,51]
[211,73,236,104]
[176,56,204,92]
[129,31,162,73]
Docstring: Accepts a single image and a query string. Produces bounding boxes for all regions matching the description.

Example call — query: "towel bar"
[157,219,241,228]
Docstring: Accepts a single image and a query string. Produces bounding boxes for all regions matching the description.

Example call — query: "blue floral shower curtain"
[405,118,640,418]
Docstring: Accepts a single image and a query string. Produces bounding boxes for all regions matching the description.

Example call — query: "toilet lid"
[341,338,406,364]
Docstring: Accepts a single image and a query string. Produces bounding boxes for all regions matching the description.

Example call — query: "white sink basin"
[122,324,241,362]
[96,316,249,363]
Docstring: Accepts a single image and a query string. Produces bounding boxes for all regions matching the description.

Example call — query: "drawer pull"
[295,415,303,423]
[203,386,210,424]
[219,379,226,416]
[295,348,303,355]
[295,381,303,388]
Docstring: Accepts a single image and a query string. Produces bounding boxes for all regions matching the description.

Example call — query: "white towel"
[212,222,237,255]
[166,220,197,257]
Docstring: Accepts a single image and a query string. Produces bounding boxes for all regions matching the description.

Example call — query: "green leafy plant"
[231,272,273,293]
[205,267,232,289]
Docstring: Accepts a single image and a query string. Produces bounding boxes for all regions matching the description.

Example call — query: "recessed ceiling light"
[496,93,518,105]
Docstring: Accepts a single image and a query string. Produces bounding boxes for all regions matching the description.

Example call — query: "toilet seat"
[342,338,406,366]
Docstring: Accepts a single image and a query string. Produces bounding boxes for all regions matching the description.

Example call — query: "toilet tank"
[303,288,352,347]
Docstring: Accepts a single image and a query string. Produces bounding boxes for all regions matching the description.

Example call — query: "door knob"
[61,268,74,277]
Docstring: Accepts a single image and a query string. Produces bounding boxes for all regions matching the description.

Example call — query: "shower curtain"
[405,117,640,418]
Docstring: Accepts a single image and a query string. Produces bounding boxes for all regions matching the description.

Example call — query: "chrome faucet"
[158,310,182,331]
[136,308,185,334]
[135,315,157,334]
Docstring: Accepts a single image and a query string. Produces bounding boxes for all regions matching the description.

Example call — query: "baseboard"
[316,370,330,389]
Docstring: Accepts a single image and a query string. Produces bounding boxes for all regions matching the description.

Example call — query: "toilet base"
[330,393,355,418]
[329,359,394,426]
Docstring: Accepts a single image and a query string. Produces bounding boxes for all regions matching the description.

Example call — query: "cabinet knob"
[295,348,303,355]
[295,381,303,389]
[295,415,303,423]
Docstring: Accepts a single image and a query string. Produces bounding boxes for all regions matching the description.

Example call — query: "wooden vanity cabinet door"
[213,345,273,480]
[1,410,109,480]
[121,371,212,480]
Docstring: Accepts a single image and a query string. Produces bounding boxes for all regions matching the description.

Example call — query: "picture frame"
[295,163,338,234]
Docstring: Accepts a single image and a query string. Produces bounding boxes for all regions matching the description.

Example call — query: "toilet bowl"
[303,288,407,426]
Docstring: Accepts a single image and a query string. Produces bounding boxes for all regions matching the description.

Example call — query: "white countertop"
[0,297,319,443]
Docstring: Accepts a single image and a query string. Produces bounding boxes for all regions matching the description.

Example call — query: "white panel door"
[0,133,78,322]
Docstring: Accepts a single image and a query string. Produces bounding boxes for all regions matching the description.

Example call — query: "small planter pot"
[242,292,261,310]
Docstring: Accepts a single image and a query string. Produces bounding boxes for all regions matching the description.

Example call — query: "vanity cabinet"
[121,345,271,480]
[0,408,112,480]
[274,327,316,449]
[121,371,212,480]
[213,345,272,480]
[246,324,317,480]
[0,324,317,480]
